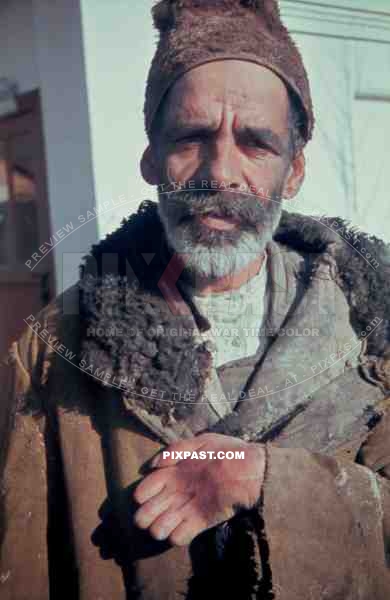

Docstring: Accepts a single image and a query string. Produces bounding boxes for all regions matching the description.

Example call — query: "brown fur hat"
[144,0,314,144]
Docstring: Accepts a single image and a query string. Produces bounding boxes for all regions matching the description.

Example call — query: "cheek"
[245,157,287,200]
[165,148,202,183]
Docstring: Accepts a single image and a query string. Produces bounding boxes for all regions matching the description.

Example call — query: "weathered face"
[142,60,305,281]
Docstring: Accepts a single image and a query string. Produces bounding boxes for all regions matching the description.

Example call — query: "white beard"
[191,233,271,279]
[161,224,272,280]
[157,190,283,282]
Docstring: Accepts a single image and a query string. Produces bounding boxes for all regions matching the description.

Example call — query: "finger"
[134,468,171,504]
[134,489,189,529]
[168,511,209,547]
[149,495,194,541]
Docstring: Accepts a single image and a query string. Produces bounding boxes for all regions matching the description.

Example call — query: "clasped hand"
[133,433,265,546]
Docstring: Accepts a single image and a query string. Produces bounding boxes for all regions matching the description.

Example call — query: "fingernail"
[150,454,160,468]
[155,528,167,540]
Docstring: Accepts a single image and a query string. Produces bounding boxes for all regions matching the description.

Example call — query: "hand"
[133,433,265,546]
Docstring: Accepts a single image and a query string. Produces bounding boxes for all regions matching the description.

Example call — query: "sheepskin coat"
[1,201,390,600]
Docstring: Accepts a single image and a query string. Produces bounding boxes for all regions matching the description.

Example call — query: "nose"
[200,136,242,190]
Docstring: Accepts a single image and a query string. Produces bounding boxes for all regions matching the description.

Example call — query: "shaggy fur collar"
[79,201,390,425]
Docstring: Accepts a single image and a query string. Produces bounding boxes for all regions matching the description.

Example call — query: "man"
[1,1,390,598]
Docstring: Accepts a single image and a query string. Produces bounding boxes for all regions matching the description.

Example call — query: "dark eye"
[176,134,204,145]
[245,138,266,149]
[245,142,269,156]
[243,139,277,160]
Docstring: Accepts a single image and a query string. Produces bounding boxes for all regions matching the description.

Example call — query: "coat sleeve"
[0,331,50,600]
[257,413,390,600]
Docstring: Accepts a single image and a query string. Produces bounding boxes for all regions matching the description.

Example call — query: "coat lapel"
[78,201,390,447]
[214,242,389,455]
[79,203,233,443]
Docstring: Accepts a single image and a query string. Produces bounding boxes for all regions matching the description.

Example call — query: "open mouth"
[198,212,238,231]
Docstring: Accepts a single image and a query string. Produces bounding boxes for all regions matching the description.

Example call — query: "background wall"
[80,0,155,234]
[280,1,390,241]
[32,0,98,292]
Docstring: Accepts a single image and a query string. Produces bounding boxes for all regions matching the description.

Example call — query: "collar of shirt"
[184,254,268,368]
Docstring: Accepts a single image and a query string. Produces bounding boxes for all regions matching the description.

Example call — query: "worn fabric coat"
[2,201,390,599]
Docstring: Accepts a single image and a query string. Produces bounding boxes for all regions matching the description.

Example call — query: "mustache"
[159,189,281,230]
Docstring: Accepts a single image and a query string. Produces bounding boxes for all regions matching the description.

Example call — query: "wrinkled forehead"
[161,60,290,130]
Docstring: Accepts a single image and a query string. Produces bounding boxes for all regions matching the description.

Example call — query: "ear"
[282,151,305,200]
[140,146,160,185]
